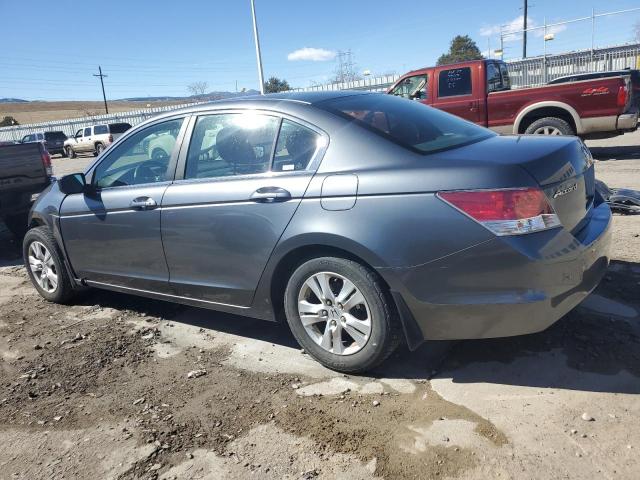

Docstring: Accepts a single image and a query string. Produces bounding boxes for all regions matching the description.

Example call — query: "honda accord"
[23,92,611,372]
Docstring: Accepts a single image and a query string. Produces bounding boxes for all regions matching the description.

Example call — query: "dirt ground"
[0,132,639,479]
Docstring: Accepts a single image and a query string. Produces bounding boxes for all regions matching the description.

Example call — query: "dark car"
[22,92,611,372]
[21,131,68,156]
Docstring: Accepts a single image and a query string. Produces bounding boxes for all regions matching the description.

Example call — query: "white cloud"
[480,15,567,43]
[287,47,336,62]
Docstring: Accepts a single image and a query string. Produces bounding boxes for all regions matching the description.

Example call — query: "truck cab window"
[499,63,511,90]
[438,67,472,97]
[487,63,511,93]
[390,74,428,100]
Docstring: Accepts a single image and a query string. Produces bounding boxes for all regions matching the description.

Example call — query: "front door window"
[93,118,184,188]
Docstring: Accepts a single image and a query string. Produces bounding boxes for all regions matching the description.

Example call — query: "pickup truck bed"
[0,143,52,236]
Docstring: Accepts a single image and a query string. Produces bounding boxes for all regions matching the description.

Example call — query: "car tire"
[94,143,104,156]
[23,226,75,304]
[3,212,28,239]
[525,117,574,136]
[60,148,67,158]
[65,146,76,158]
[284,256,401,373]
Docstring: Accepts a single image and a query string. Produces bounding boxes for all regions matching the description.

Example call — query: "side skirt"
[82,279,276,322]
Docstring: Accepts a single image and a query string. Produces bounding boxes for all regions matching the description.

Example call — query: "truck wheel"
[3,213,28,239]
[23,226,75,303]
[525,117,574,136]
[65,146,76,158]
[284,256,401,373]
[94,143,105,156]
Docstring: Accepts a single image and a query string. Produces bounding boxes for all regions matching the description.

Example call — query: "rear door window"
[438,67,472,97]
[84,127,92,137]
[272,120,320,172]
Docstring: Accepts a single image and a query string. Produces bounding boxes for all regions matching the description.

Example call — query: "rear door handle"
[129,196,157,210]
[250,187,291,203]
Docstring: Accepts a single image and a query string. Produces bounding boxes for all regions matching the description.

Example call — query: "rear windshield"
[318,94,494,154]
[44,131,67,141]
[108,123,132,134]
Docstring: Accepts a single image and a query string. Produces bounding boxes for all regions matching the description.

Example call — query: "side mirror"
[58,173,87,195]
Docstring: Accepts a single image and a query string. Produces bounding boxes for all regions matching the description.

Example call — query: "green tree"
[0,116,19,127]
[264,77,291,93]
[436,35,484,66]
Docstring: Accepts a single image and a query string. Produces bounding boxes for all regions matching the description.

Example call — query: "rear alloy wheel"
[65,146,76,158]
[95,143,105,156]
[284,257,400,373]
[525,117,574,136]
[23,227,75,303]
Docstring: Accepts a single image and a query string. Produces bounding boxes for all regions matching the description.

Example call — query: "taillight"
[108,134,113,143]
[437,188,561,236]
[617,85,628,108]
[40,147,53,176]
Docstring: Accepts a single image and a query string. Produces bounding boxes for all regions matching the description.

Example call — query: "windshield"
[318,94,494,154]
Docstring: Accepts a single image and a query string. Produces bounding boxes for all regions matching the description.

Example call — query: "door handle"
[129,196,157,210]
[250,187,291,203]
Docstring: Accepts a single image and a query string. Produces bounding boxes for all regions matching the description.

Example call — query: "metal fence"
[288,74,400,93]
[506,43,640,88]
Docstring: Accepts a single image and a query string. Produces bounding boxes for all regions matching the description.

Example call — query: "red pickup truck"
[388,59,638,138]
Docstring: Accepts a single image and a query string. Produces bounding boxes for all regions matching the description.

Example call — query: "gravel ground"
[0,132,639,479]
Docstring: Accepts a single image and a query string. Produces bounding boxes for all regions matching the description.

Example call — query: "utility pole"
[522,0,528,59]
[250,0,265,94]
[93,66,109,114]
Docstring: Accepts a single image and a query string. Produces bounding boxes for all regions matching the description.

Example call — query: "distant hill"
[0,98,28,103]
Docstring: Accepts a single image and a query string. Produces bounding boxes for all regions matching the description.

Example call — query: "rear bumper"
[383,201,612,342]
[617,111,639,131]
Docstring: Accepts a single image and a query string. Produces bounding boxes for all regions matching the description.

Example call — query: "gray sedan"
[23,92,611,372]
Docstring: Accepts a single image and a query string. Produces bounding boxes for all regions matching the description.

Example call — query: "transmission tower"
[334,50,358,83]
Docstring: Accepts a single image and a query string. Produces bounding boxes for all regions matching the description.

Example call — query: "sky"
[1,0,639,101]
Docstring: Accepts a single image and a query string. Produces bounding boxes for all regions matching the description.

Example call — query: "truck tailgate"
[0,143,49,194]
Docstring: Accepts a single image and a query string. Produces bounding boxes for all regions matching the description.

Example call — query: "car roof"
[163,90,371,115]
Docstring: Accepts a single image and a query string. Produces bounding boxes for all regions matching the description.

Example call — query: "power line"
[93,66,109,114]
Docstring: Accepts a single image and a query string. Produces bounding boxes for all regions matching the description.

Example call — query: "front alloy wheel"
[28,241,58,292]
[23,226,75,303]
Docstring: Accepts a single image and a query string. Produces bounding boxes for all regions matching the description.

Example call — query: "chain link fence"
[506,43,640,88]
